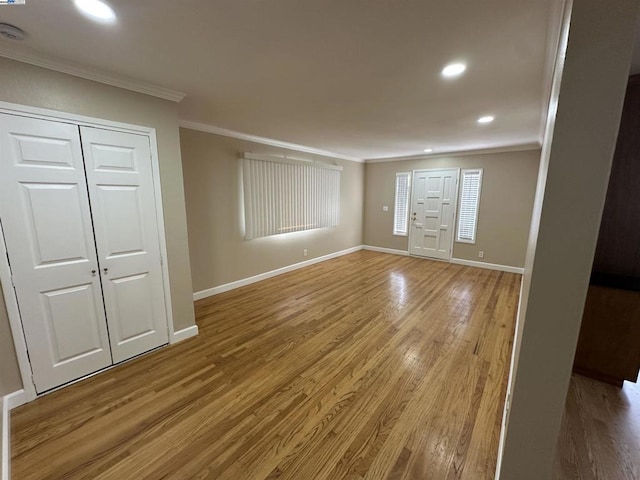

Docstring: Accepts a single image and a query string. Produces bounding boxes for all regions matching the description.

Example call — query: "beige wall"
[180,128,364,292]
[0,288,21,396]
[364,149,540,268]
[497,0,638,478]
[0,58,196,391]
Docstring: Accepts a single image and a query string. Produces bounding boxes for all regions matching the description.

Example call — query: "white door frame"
[408,168,460,261]
[0,101,176,402]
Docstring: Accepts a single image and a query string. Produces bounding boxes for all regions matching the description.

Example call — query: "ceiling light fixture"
[424,148,433,153]
[0,23,26,41]
[73,0,116,23]
[477,115,495,124]
[441,62,466,78]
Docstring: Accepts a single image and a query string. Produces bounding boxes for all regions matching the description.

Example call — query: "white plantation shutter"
[394,172,411,236]
[242,154,341,239]
[457,169,483,243]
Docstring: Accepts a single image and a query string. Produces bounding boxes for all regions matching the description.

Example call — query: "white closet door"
[0,114,112,393]
[80,127,168,363]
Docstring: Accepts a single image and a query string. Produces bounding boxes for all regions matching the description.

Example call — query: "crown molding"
[364,142,541,164]
[179,120,540,164]
[178,120,364,163]
[0,49,186,103]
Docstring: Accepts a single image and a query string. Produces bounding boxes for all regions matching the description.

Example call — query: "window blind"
[394,172,411,236]
[242,154,341,240]
[457,169,483,243]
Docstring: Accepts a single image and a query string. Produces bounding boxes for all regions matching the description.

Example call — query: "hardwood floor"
[553,374,640,480]
[11,251,520,479]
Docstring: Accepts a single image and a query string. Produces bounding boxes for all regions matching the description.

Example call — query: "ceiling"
[0,0,564,160]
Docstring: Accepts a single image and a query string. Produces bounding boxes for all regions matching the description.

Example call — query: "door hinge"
[10,274,15,288]
[160,255,163,266]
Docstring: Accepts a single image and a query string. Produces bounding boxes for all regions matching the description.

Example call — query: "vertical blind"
[242,154,341,240]
[457,168,483,243]
[394,172,411,236]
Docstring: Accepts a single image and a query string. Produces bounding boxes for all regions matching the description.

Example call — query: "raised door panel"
[0,114,112,393]
[80,127,168,363]
[424,176,442,254]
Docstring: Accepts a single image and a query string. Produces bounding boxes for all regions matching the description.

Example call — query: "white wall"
[497,0,639,478]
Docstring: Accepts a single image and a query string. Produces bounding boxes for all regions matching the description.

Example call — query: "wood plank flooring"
[11,250,520,479]
[553,374,640,480]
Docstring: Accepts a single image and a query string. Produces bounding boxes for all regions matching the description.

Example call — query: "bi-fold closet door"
[0,113,169,394]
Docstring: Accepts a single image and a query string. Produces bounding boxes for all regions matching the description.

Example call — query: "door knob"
[91,270,96,277]
[103,268,109,274]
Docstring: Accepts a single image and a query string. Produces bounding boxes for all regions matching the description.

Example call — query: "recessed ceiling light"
[424,148,433,153]
[477,115,495,124]
[441,63,467,78]
[73,0,116,23]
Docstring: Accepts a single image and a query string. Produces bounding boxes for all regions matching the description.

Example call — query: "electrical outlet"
[478,251,484,259]
[303,249,308,257]
[382,205,389,212]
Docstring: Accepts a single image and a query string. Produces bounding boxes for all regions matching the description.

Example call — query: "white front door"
[0,114,112,393]
[409,169,459,260]
[80,127,168,363]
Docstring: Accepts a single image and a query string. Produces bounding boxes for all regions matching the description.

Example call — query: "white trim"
[193,246,364,300]
[179,120,364,163]
[4,391,26,411]
[0,226,36,402]
[364,143,541,164]
[147,131,177,343]
[0,50,186,102]
[0,101,157,134]
[363,245,410,256]
[0,102,176,402]
[450,258,524,274]
[538,0,567,144]
[171,325,199,344]
[1,390,25,480]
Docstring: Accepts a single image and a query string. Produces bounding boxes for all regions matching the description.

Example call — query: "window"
[242,153,341,240]
[394,172,411,236]
[457,168,483,243]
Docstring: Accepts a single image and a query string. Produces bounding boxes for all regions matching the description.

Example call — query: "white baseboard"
[2,390,24,480]
[171,325,199,344]
[5,390,26,411]
[450,258,524,274]
[363,245,409,256]
[193,245,364,301]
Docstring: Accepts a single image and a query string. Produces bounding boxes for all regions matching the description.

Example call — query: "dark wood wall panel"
[575,75,640,385]
[575,286,640,385]
[592,75,640,278]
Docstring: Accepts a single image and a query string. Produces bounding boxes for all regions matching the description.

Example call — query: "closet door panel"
[0,114,112,393]
[80,127,168,363]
